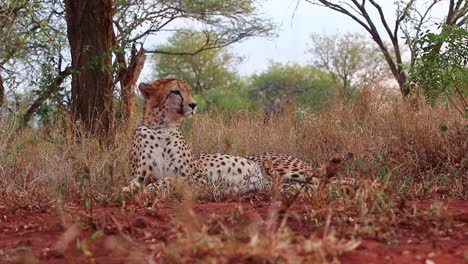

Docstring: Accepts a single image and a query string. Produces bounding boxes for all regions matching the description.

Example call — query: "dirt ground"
[0,199,467,263]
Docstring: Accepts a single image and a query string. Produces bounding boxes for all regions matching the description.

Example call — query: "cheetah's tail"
[318,153,350,178]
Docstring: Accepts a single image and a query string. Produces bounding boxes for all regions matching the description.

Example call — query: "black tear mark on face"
[164,84,184,115]
[176,82,184,115]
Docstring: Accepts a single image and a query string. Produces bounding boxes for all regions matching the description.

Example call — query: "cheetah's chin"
[177,110,194,117]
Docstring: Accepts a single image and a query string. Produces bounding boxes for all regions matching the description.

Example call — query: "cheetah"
[124,78,351,195]
[124,78,266,193]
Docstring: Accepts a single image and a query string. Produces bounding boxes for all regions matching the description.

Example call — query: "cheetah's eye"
[170,90,181,95]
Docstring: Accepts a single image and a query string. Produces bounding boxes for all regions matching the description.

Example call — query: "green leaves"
[307,33,390,102]
[28,57,70,126]
[250,62,337,112]
[410,24,468,110]
[15,143,25,154]
[439,125,449,133]
[152,29,241,94]
[89,230,103,243]
[1,0,66,79]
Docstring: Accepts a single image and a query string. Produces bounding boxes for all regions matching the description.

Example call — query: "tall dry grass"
[0,116,133,210]
[0,88,465,209]
[186,89,465,198]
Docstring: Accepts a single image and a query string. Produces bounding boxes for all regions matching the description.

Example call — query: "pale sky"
[141,0,449,79]
[232,0,367,75]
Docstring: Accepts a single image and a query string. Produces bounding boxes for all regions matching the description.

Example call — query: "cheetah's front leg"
[123,174,208,195]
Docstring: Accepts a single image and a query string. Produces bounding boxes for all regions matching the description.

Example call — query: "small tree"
[152,30,242,94]
[250,62,337,116]
[305,0,467,97]
[410,25,467,113]
[307,33,389,101]
[197,79,258,112]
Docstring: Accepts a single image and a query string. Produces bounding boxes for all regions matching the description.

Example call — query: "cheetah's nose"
[189,102,197,109]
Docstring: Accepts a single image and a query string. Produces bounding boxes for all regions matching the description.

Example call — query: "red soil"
[0,199,466,263]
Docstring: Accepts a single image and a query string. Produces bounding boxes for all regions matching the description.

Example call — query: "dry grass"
[0,89,466,263]
[161,195,360,263]
[1,88,465,206]
[0,116,133,210]
[185,88,465,198]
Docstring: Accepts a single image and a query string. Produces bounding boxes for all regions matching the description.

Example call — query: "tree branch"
[146,37,241,56]
[307,0,372,33]
[20,66,71,128]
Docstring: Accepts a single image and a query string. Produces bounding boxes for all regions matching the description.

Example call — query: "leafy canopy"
[152,30,242,94]
[249,62,337,112]
[410,24,468,112]
[307,33,390,101]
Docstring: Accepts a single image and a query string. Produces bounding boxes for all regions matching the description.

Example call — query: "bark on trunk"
[64,0,114,140]
[397,72,410,97]
[118,48,146,123]
[0,74,4,122]
[370,33,409,97]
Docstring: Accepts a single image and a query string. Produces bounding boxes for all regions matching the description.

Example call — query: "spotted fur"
[245,152,344,181]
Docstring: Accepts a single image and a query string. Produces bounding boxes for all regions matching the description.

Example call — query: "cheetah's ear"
[138,82,157,99]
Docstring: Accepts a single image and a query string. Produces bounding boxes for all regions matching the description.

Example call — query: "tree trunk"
[397,72,409,97]
[370,33,409,97]
[0,74,4,122]
[118,47,146,124]
[64,0,114,140]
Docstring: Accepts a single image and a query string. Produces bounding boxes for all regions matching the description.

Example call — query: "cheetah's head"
[139,78,197,128]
